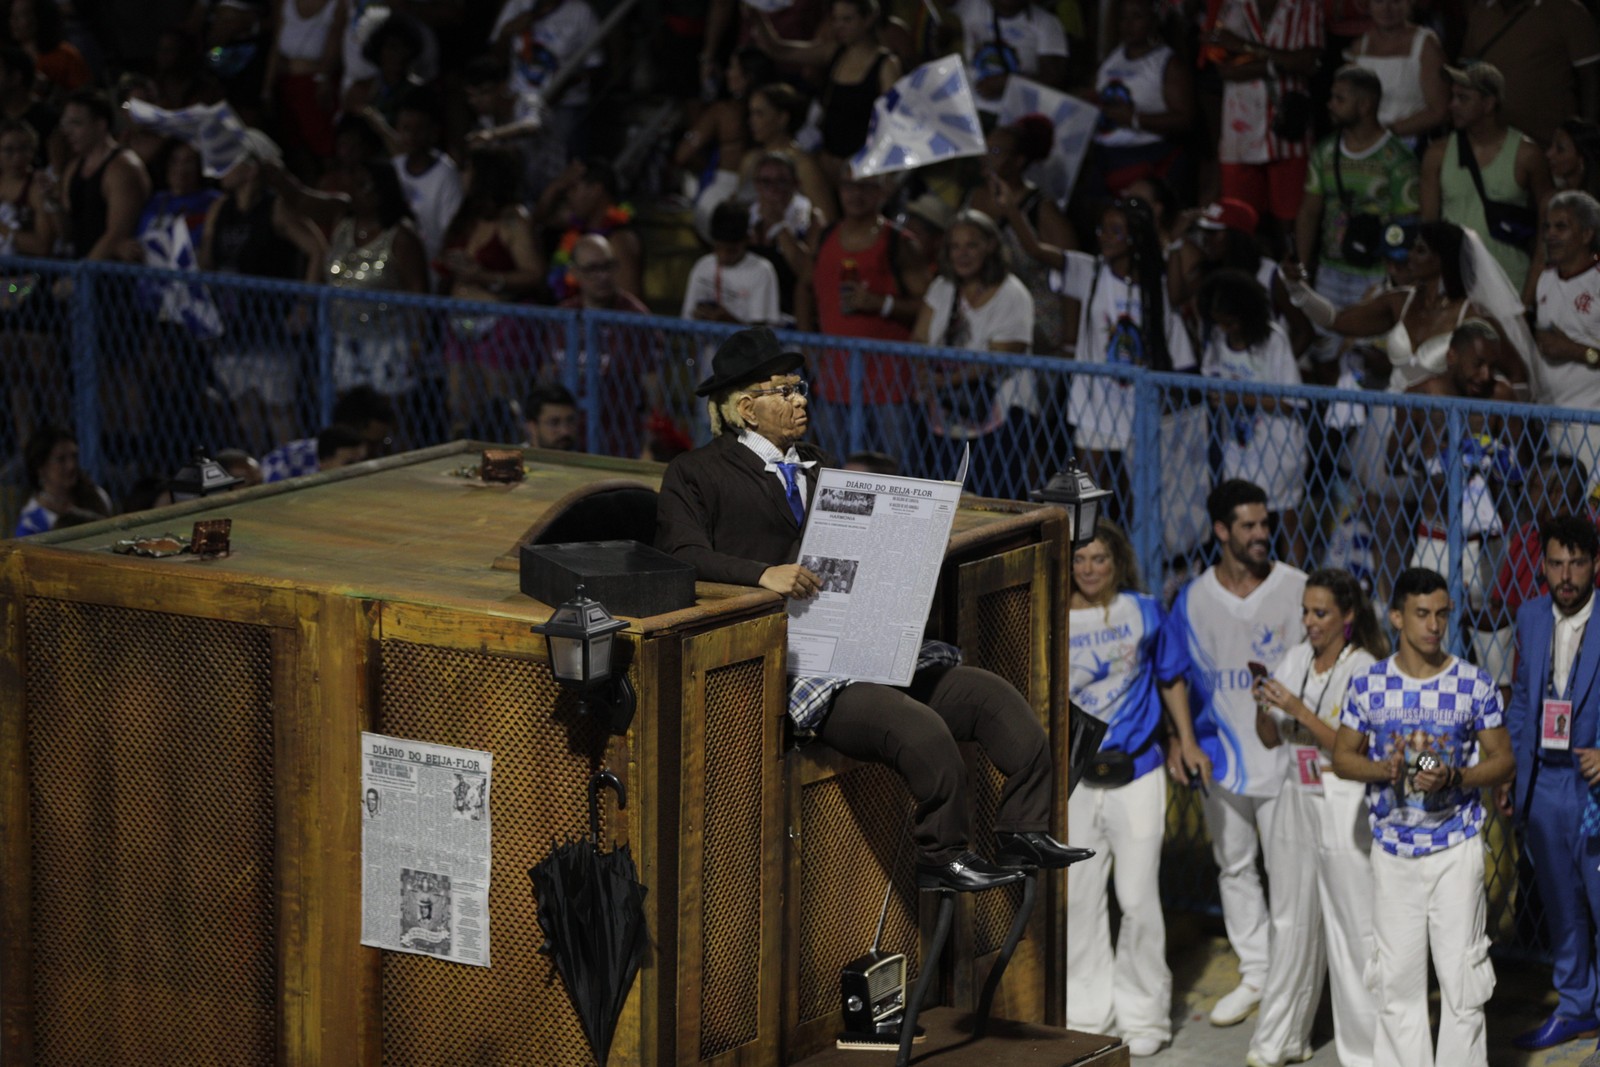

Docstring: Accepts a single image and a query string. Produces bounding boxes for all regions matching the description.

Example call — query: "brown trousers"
[817,665,1053,865]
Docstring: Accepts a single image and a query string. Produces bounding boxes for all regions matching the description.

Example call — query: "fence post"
[1131,370,1162,590]
[582,313,601,454]
[847,341,864,455]
[316,287,334,428]
[1445,404,1467,656]
[71,262,100,480]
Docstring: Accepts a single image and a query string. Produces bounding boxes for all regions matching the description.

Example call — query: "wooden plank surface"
[25,446,1053,629]
[791,1009,1127,1067]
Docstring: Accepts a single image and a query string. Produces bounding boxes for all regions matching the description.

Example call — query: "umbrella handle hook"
[588,769,626,842]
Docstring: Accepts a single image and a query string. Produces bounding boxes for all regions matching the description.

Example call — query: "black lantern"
[168,451,244,501]
[531,585,637,733]
[1031,458,1114,550]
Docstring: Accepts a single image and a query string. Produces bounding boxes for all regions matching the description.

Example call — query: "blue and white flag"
[141,217,224,341]
[849,55,985,179]
[125,99,250,178]
[738,0,794,11]
[998,77,1099,206]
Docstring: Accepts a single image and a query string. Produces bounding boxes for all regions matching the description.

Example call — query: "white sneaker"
[1210,981,1262,1026]
[1126,1036,1164,1057]
[1245,1051,1312,1067]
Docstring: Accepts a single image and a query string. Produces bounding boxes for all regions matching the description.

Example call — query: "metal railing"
[7,254,1592,960]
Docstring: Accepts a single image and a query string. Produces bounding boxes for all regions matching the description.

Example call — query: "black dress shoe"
[915,851,1027,892]
[993,831,1096,870]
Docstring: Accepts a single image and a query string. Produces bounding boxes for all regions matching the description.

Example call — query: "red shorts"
[1220,160,1308,224]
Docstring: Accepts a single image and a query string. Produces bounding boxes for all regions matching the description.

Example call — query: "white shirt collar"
[738,428,815,470]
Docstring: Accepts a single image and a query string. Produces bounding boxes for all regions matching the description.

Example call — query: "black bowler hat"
[694,326,805,397]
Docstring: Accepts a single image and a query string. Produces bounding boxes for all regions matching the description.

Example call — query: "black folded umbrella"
[529,770,649,1065]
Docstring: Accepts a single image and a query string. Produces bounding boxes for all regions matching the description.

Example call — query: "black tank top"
[211,190,299,280]
[67,150,112,258]
[821,48,890,159]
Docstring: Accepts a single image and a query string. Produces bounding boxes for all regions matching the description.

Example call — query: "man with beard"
[1497,515,1600,1053]
[1294,65,1420,317]
[1160,478,1307,1027]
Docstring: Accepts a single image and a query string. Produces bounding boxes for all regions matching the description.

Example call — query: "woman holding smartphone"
[1248,568,1388,1067]
[1067,522,1173,1058]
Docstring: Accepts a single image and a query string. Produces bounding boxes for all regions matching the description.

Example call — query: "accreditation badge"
[1293,746,1324,794]
[1542,700,1574,751]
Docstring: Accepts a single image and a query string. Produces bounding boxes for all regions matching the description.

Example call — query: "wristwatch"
[1586,346,1600,368]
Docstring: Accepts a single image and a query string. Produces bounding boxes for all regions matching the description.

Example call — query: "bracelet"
[879,293,894,318]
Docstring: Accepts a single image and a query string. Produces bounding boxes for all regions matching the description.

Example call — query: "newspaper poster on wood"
[786,468,963,685]
[361,732,494,966]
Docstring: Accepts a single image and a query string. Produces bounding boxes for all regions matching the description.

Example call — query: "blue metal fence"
[10,254,1597,959]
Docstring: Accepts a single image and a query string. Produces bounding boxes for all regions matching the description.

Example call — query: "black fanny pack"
[1081,748,1138,788]
[1332,141,1384,268]
[1458,131,1538,248]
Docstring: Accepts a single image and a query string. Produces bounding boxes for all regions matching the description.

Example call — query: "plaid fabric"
[261,438,319,483]
[788,640,962,732]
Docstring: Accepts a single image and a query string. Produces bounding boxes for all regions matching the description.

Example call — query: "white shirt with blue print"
[1160,563,1308,797]
[1070,592,1172,779]
[1339,655,1504,857]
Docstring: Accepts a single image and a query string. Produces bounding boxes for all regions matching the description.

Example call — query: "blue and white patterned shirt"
[1340,656,1504,857]
[261,438,319,483]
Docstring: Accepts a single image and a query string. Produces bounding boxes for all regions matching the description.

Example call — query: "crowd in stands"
[0,0,1592,536]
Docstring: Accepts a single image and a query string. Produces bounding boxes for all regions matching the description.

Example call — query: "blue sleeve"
[1504,603,1535,746]
[1155,590,1190,685]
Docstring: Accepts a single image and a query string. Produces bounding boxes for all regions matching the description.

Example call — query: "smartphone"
[1248,661,1269,683]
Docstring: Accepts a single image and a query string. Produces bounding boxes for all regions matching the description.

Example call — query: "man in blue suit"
[1499,514,1600,1052]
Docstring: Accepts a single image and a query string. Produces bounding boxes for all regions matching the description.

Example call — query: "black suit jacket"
[655,432,829,585]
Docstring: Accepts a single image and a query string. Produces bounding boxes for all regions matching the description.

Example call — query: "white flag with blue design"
[998,77,1099,205]
[141,217,224,341]
[125,99,249,178]
[738,0,794,12]
[849,55,985,179]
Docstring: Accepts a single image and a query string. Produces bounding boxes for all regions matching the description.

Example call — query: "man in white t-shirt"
[389,89,462,267]
[953,0,1068,114]
[1161,478,1307,1027]
[1535,191,1600,483]
[682,200,781,327]
[1333,567,1513,1067]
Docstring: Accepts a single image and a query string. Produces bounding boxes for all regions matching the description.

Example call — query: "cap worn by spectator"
[1383,217,1420,260]
[1443,62,1505,103]
[1197,198,1259,235]
[904,193,955,233]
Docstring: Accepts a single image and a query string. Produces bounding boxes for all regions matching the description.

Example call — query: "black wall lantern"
[530,585,637,734]
[1031,458,1114,550]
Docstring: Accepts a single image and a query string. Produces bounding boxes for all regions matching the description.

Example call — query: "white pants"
[1371,843,1496,1067]
[1316,773,1377,1067]
[1202,784,1278,987]
[1066,769,1172,1041]
[1250,780,1324,1065]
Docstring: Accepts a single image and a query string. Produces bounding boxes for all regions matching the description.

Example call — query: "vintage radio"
[839,948,907,1036]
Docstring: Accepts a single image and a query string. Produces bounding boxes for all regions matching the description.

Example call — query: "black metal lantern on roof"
[531,585,637,734]
[1031,458,1114,550]
[168,451,244,501]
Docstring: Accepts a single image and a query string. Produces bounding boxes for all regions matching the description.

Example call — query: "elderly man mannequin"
[656,326,1087,891]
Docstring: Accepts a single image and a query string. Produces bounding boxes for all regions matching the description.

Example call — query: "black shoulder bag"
[1457,129,1538,248]
[1332,139,1384,267]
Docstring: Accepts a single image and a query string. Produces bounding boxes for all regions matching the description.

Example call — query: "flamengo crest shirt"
[1339,655,1503,857]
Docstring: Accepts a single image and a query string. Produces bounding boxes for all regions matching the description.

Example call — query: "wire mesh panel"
[676,611,784,1067]
[23,597,277,1067]
[794,762,921,1026]
[696,658,766,1060]
[376,638,613,1067]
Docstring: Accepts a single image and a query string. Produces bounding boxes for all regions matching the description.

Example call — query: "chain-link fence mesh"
[11,254,1591,961]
